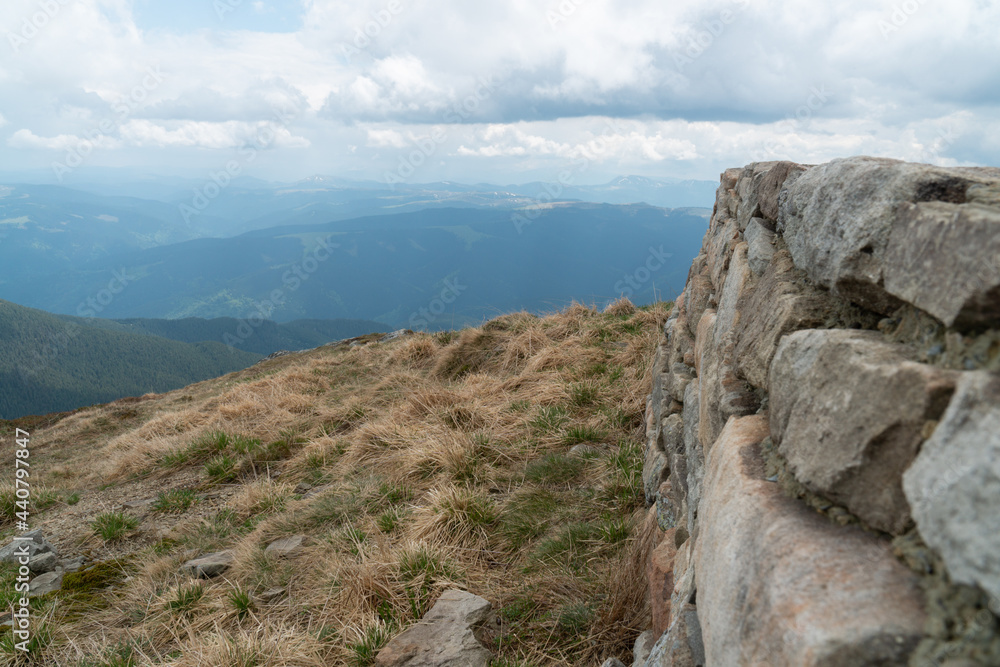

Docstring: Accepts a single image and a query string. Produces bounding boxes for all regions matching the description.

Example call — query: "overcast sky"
[1,0,997,186]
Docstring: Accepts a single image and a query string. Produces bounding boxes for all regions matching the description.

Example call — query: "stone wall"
[638,156,1000,667]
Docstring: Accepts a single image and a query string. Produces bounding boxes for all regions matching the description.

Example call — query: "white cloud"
[118,120,310,149]
[7,129,120,151]
[0,0,997,181]
[366,128,407,148]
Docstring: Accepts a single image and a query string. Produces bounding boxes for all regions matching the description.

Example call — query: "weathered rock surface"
[732,249,835,390]
[644,603,705,667]
[755,161,808,224]
[770,329,957,534]
[681,380,703,537]
[264,535,308,558]
[179,551,234,578]
[684,262,715,339]
[884,200,1000,327]
[0,530,59,574]
[658,414,685,521]
[375,589,492,667]
[695,414,927,665]
[744,217,776,276]
[643,447,669,508]
[904,371,1000,601]
[632,629,656,667]
[601,659,627,667]
[29,571,62,596]
[695,304,759,453]
[779,156,1000,314]
[647,530,678,637]
[642,157,1000,666]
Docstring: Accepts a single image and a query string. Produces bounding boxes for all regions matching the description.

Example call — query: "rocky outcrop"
[641,157,1000,666]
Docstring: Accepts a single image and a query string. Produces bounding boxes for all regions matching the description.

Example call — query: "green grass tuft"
[92,511,138,542]
[152,489,198,513]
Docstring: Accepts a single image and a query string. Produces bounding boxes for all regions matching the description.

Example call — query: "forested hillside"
[0,300,261,418]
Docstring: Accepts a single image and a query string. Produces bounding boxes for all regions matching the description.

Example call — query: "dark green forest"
[0,300,261,419]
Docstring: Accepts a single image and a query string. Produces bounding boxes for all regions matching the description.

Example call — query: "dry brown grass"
[5,299,670,666]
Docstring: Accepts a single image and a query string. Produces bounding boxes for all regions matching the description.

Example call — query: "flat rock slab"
[179,550,234,578]
[904,371,1000,601]
[884,200,1000,327]
[29,571,62,596]
[376,589,492,667]
[695,414,926,666]
[769,329,957,534]
[264,535,308,558]
[253,587,287,604]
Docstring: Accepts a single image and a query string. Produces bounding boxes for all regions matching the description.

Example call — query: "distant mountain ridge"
[4,203,709,328]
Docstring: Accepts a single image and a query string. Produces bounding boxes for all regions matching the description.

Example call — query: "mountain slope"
[0,300,261,418]
[0,299,665,665]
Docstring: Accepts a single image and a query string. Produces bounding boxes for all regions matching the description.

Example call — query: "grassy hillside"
[0,300,261,419]
[0,299,666,666]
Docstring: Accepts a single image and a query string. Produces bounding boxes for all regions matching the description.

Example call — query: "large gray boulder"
[0,530,59,574]
[778,156,1000,314]
[904,371,1000,601]
[375,589,492,667]
[884,200,1000,328]
[769,329,957,534]
[29,571,62,596]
